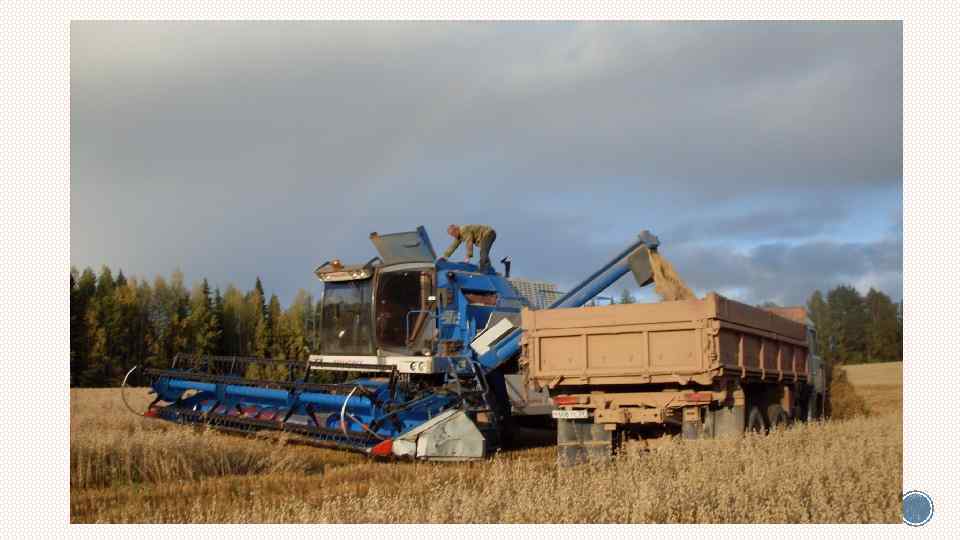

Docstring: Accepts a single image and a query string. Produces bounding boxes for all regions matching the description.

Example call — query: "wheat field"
[70,363,902,523]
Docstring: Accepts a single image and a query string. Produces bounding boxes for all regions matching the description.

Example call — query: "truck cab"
[806,326,827,420]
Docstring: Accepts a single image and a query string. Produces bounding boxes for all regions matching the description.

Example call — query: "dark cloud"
[662,197,854,245]
[71,22,902,305]
[663,235,903,305]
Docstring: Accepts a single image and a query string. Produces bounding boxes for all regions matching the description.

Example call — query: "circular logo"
[902,490,933,526]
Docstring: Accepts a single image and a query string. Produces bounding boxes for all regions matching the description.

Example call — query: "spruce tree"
[865,288,901,362]
[82,266,118,385]
[134,279,154,371]
[187,278,221,355]
[221,285,245,356]
[170,270,191,358]
[254,277,267,318]
[268,294,283,355]
[244,286,269,379]
[112,277,139,378]
[285,290,311,360]
[71,267,97,385]
[212,287,225,355]
[826,285,869,364]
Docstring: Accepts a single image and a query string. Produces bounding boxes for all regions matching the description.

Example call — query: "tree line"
[70,266,320,387]
[806,285,902,365]
[71,264,902,388]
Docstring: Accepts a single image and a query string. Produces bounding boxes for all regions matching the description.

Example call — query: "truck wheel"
[806,393,823,421]
[766,404,788,431]
[746,405,766,434]
[556,419,587,467]
[556,418,612,466]
[715,405,745,439]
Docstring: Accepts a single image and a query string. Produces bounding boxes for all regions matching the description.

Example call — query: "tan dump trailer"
[521,292,827,466]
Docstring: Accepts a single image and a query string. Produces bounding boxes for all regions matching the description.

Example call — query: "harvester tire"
[498,415,516,448]
[746,405,766,434]
[766,404,788,431]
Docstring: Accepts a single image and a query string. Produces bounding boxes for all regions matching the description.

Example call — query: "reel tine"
[120,365,144,416]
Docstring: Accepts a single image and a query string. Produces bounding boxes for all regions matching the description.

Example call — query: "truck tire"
[806,393,823,421]
[556,418,587,467]
[556,418,612,466]
[766,404,788,431]
[746,405,766,434]
[715,404,745,438]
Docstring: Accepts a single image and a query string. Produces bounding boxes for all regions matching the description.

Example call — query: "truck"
[521,292,827,465]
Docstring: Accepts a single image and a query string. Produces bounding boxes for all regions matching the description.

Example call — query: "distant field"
[841,362,902,387]
[840,362,902,416]
[71,372,902,523]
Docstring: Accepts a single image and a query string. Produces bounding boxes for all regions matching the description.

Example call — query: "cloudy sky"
[71,21,902,306]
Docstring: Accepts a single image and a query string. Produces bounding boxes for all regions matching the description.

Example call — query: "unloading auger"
[130,227,662,460]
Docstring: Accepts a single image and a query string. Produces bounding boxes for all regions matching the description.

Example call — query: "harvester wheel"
[745,405,766,434]
[498,414,516,448]
[766,404,789,431]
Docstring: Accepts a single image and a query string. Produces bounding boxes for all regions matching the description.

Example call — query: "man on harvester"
[438,224,497,272]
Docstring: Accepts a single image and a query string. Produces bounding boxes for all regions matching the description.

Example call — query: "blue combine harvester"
[132,227,661,460]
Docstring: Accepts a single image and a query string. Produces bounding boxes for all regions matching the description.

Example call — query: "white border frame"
[1,2,952,536]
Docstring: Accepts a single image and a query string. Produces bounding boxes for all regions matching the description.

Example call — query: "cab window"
[320,279,374,355]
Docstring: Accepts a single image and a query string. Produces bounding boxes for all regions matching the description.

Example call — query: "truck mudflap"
[556,418,612,466]
[371,408,486,461]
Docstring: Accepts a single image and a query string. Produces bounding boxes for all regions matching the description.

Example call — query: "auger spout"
[549,229,660,309]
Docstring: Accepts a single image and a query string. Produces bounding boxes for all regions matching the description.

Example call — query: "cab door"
[374,266,436,355]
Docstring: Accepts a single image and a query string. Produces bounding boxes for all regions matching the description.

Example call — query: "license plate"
[552,409,589,420]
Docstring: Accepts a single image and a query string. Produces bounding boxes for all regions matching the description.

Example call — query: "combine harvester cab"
[133,226,663,460]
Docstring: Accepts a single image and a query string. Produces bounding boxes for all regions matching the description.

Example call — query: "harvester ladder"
[461,359,501,440]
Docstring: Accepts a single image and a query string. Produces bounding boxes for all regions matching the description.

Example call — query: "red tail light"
[684,392,713,403]
[553,395,578,406]
[370,439,393,457]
